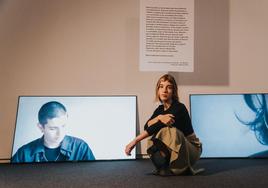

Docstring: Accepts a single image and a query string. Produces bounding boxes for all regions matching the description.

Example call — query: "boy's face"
[38,114,68,148]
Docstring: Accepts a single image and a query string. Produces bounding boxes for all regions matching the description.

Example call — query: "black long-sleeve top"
[144,101,194,137]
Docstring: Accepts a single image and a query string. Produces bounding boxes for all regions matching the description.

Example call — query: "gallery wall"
[1,0,268,161]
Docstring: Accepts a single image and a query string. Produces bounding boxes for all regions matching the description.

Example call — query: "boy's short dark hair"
[38,101,67,126]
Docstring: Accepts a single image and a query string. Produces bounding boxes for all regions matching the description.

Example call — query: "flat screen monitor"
[11,96,137,163]
[190,93,268,158]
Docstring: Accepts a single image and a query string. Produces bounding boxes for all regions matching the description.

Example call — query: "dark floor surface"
[1,159,268,188]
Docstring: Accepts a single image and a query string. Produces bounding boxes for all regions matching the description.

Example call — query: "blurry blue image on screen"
[12,96,136,163]
[190,94,268,158]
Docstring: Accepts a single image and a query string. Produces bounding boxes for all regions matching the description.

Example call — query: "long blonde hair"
[155,74,179,102]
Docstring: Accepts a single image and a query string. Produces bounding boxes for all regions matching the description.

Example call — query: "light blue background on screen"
[191,94,268,157]
[12,96,136,160]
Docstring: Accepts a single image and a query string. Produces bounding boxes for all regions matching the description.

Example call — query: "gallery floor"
[0,158,268,188]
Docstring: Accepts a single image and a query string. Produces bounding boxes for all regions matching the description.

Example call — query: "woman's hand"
[158,114,175,126]
[125,131,149,156]
[125,139,137,156]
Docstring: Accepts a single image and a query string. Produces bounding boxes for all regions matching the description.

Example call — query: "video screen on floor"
[11,96,137,163]
[190,93,268,158]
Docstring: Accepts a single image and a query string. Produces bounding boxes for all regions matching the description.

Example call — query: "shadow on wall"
[171,0,229,86]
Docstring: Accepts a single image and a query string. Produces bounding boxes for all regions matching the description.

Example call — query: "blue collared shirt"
[12,135,95,163]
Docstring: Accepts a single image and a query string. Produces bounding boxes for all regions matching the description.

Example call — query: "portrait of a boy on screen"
[11,96,136,163]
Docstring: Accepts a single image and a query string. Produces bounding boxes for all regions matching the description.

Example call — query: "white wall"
[1,0,268,161]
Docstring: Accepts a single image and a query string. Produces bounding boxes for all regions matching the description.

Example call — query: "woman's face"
[158,80,173,103]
